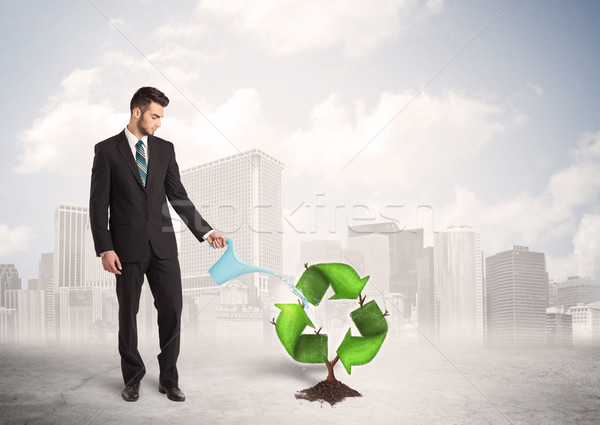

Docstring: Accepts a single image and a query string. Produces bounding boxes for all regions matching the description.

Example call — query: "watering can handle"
[209,236,232,248]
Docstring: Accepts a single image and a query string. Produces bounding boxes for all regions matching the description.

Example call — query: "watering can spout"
[209,237,276,285]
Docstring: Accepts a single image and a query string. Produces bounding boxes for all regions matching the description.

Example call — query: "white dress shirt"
[124,126,149,162]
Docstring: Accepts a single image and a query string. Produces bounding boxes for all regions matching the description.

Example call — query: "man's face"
[136,101,164,136]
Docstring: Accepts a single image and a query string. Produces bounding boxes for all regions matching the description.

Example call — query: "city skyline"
[2,147,599,290]
[1,145,599,347]
[2,2,600,285]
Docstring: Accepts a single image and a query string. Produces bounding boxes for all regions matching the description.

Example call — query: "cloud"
[108,17,127,28]
[279,90,503,193]
[425,0,445,15]
[13,64,271,177]
[435,131,600,279]
[0,224,33,256]
[161,87,277,169]
[527,81,543,95]
[573,213,600,254]
[197,0,441,57]
[150,21,208,42]
[14,68,125,176]
[547,131,600,213]
[546,253,575,282]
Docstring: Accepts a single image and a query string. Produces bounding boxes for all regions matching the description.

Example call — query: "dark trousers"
[116,243,183,389]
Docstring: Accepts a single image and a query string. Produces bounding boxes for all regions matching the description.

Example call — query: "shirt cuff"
[202,230,215,240]
[100,250,114,258]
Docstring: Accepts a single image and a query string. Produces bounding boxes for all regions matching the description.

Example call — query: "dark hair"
[130,87,169,114]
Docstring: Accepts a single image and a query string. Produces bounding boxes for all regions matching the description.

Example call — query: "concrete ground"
[1,337,599,425]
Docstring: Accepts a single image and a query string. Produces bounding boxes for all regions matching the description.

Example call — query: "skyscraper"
[0,264,21,307]
[348,222,399,296]
[575,247,597,280]
[5,289,46,345]
[555,276,600,310]
[28,279,39,291]
[58,286,103,343]
[434,225,484,344]
[54,204,89,290]
[179,149,284,308]
[567,302,600,345]
[54,204,111,343]
[38,252,55,341]
[546,306,572,346]
[348,223,423,314]
[347,233,390,304]
[417,246,435,341]
[486,245,548,346]
[0,307,17,344]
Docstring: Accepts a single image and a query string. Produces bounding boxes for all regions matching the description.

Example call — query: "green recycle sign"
[274,263,389,377]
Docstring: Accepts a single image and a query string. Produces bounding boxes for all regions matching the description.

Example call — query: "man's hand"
[206,231,227,249]
[102,251,122,275]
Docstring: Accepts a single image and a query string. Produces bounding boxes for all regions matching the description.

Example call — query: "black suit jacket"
[89,130,212,262]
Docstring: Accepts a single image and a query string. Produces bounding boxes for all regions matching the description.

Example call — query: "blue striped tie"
[135,140,147,186]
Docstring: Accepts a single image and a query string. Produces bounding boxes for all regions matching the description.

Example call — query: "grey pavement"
[1,337,599,425]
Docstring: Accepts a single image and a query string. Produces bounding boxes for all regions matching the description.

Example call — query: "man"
[89,87,226,402]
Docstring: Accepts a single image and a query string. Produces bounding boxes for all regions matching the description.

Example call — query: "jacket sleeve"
[164,145,213,242]
[89,145,114,256]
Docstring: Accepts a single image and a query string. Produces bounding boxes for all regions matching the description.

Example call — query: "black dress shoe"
[158,385,185,402]
[122,382,140,402]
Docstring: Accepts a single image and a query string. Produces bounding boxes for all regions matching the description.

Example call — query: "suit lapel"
[116,131,146,191]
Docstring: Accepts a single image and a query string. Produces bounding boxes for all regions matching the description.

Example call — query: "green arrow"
[337,300,388,374]
[296,263,370,306]
[275,303,328,363]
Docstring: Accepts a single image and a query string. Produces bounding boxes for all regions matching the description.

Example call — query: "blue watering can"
[209,237,277,285]
[208,237,309,308]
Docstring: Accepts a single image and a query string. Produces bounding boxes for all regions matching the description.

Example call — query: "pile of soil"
[295,380,362,406]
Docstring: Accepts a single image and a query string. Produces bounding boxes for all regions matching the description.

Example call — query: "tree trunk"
[325,355,340,382]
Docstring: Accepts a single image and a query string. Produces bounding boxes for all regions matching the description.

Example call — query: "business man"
[89,87,226,402]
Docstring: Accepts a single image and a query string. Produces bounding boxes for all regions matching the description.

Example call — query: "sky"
[1,0,600,284]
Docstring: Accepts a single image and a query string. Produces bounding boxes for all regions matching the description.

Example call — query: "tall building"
[347,233,390,305]
[54,204,89,290]
[555,276,600,310]
[181,286,222,344]
[575,246,599,280]
[486,246,549,346]
[0,264,21,307]
[0,307,17,344]
[567,302,600,345]
[216,280,263,345]
[384,292,405,338]
[38,252,55,341]
[54,204,89,342]
[573,215,600,280]
[417,247,436,341]
[391,229,424,314]
[179,149,284,309]
[349,223,423,315]
[38,253,54,291]
[434,225,484,344]
[348,222,399,294]
[546,306,572,346]
[28,279,39,291]
[5,289,46,345]
[58,286,103,343]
